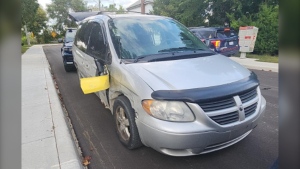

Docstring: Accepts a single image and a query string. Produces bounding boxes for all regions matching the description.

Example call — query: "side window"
[74,24,82,46]
[87,22,106,61]
[74,22,93,53]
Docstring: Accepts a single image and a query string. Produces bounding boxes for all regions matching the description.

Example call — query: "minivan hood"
[126,54,251,91]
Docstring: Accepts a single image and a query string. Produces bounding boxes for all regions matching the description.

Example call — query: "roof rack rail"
[125,11,150,15]
[68,10,151,23]
[96,11,150,15]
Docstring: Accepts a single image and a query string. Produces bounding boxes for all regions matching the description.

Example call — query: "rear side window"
[86,22,106,61]
[191,30,204,39]
[217,30,237,38]
[196,30,216,39]
[74,22,93,52]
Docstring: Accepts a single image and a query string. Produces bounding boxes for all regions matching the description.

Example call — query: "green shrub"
[21,36,27,46]
[252,4,278,55]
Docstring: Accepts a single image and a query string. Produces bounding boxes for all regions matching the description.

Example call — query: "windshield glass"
[65,29,77,42]
[108,17,209,60]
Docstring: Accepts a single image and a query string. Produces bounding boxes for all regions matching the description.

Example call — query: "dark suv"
[61,28,77,72]
[189,27,239,57]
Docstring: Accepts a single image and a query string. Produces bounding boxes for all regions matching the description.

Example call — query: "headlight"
[142,100,195,122]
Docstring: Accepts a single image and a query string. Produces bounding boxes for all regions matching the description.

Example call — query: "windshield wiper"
[158,47,204,53]
[133,54,153,63]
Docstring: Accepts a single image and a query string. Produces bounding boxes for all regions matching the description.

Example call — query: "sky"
[38,0,137,26]
[38,0,137,10]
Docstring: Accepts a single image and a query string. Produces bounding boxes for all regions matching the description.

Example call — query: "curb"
[230,57,278,72]
[42,46,84,169]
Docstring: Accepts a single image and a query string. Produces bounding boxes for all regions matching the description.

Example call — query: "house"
[126,0,154,13]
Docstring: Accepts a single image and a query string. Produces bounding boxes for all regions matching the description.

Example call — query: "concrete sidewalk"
[230,57,278,72]
[22,45,83,169]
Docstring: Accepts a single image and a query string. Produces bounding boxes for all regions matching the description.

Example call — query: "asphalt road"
[44,45,278,169]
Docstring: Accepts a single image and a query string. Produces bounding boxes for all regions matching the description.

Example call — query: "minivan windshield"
[108,17,209,61]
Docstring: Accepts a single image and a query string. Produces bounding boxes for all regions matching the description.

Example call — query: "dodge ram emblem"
[239,106,244,111]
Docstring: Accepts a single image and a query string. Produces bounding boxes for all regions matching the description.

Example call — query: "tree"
[153,0,278,55]
[153,0,208,27]
[207,0,278,26]
[47,0,87,32]
[107,3,117,12]
[27,7,48,38]
[224,2,278,55]
[252,3,278,55]
[206,0,242,26]
[117,5,126,14]
[21,0,39,26]
[21,0,39,45]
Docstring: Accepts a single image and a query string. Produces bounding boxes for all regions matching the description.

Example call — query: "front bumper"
[136,94,266,156]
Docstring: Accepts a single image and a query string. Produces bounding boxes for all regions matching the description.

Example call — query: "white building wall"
[145,4,153,13]
[127,3,153,13]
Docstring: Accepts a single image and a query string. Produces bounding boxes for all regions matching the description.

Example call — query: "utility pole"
[141,0,145,14]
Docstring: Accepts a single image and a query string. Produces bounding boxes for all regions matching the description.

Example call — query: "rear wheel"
[113,96,143,149]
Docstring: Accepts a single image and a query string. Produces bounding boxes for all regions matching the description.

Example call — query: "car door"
[73,21,93,78]
[85,21,110,107]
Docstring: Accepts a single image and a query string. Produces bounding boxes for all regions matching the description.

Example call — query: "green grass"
[246,54,278,63]
[233,53,278,63]
[21,45,30,54]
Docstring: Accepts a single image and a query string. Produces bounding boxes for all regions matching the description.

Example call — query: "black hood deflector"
[151,72,259,103]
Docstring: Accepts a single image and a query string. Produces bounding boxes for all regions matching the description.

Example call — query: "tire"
[113,96,143,149]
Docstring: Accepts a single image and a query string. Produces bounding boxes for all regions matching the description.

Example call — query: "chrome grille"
[198,87,258,125]
[210,111,239,125]
[239,88,257,103]
[197,98,235,112]
[245,102,258,117]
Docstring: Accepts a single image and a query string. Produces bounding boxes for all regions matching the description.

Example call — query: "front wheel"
[113,96,143,149]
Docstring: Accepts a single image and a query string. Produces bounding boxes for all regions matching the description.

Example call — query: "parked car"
[61,28,77,72]
[58,38,63,43]
[72,13,266,156]
[189,27,239,57]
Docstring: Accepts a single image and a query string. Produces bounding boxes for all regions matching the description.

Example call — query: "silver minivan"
[72,13,266,156]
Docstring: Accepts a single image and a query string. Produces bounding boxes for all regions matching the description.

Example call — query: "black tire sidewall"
[113,96,142,149]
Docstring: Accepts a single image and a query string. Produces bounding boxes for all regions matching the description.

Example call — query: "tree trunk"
[24,25,31,46]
